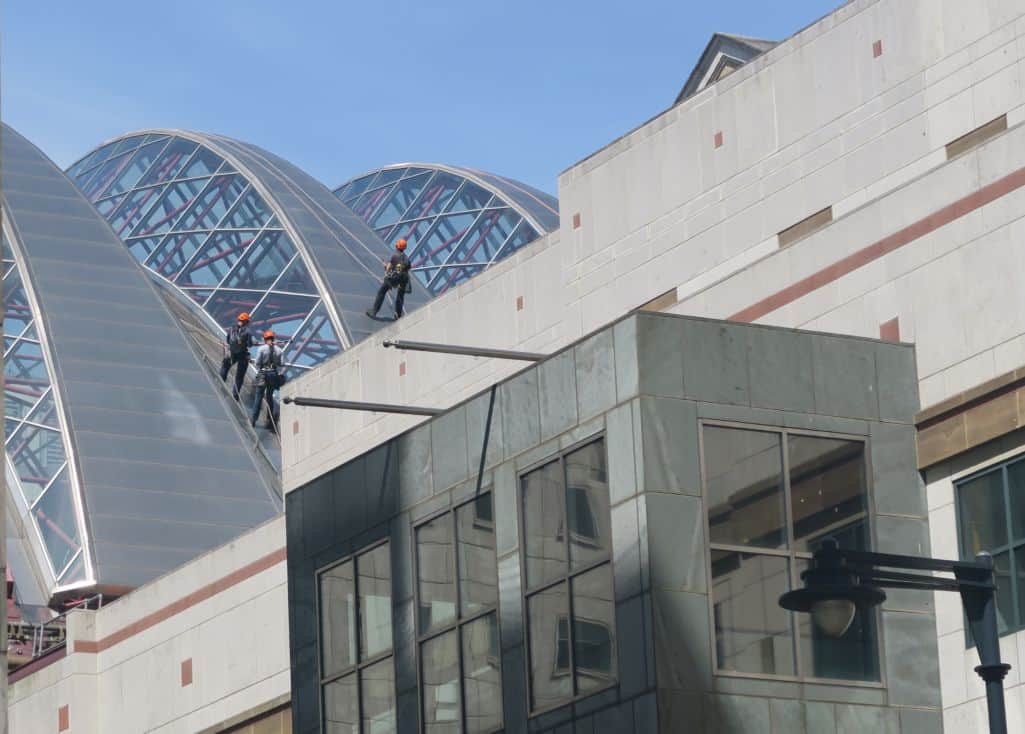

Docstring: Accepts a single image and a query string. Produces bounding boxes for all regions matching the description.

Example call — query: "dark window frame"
[954,454,1025,643]
[316,538,395,734]
[699,420,884,686]
[413,491,503,734]
[518,434,618,716]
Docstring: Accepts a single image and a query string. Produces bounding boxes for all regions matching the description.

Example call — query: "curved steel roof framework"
[68,130,415,377]
[335,163,559,297]
[4,123,281,599]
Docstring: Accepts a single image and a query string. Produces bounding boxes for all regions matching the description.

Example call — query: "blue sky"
[3,1,840,195]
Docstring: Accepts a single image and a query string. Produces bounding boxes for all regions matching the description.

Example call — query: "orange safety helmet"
[237,312,251,322]
[395,238,407,250]
[263,330,275,340]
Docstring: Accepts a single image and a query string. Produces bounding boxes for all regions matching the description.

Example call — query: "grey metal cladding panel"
[80,457,266,497]
[5,210,120,244]
[87,484,276,525]
[88,512,259,550]
[67,405,240,445]
[25,258,152,290]
[46,331,197,365]
[60,380,235,421]
[73,430,260,472]
[92,544,201,580]
[59,360,213,393]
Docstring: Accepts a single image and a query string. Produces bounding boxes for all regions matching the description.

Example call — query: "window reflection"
[422,631,460,733]
[565,442,611,571]
[528,582,571,709]
[457,495,497,617]
[359,544,393,659]
[522,460,566,589]
[320,560,356,678]
[462,614,502,734]
[324,673,358,734]
[361,658,396,734]
[417,513,456,634]
[571,564,616,693]
[788,435,868,552]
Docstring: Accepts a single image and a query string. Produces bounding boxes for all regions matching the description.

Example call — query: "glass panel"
[341,173,376,201]
[273,255,318,294]
[795,558,879,681]
[958,469,1008,555]
[109,186,164,238]
[320,560,356,678]
[125,235,164,263]
[203,290,261,330]
[422,631,460,733]
[494,220,538,261]
[710,551,794,675]
[351,186,393,221]
[95,194,126,217]
[34,469,80,574]
[1006,462,1025,542]
[6,340,49,393]
[369,173,430,229]
[68,141,120,178]
[6,381,39,423]
[148,233,209,279]
[9,424,65,503]
[995,551,1014,634]
[704,426,786,549]
[181,288,212,306]
[176,231,259,287]
[415,213,478,269]
[528,582,571,709]
[3,270,32,336]
[417,513,456,634]
[406,173,461,219]
[103,139,169,196]
[374,169,405,187]
[522,459,566,590]
[565,440,611,570]
[249,293,317,344]
[446,181,493,213]
[572,564,617,694]
[81,151,133,200]
[323,673,358,734]
[788,435,868,552]
[462,613,503,734]
[175,175,246,230]
[138,138,199,187]
[457,494,497,617]
[221,187,272,229]
[26,391,59,429]
[284,304,341,367]
[6,418,22,443]
[391,219,435,264]
[1016,546,1025,630]
[441,210,519,278]
[131,177,208,237]
[110,133,148,156]
[224,230,297,290]
[58,550,86,585]
[177,146,223,179]
[359,543,392,659]
[361,658,396,734]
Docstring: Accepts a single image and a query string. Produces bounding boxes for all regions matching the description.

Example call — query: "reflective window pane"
[148,233,209,279]
[204,290,261,330]
[446,182,492,213]
[359,544,392,659]
[361,658,396,734]
[407,173,461,219]
[528,582,571,709]
[788,435,868,552]
[177,146,223,179]
[522,460,566,589]
[222,187,272,229]
[795,558,879,681]
[959,470,1008,555]
[3,270,32,336]
[104,139,169,197]
[710,551,795,676]
[109,186,164,238]
[26,391,59,429]
[995,551,1014,634]
[324,673,358,734]
[571,564,617,694]
[320,560,356,678]
[132,177,208,237]
[457,494,497,617]
[704,426,786,549]
[176,175,246,230]
[249,292,317,345]
[34,469,80,574]
[10,423,66,503]
[351,186,392,221]
[81,151,133,200]
[1006,461,1025,541]
[565,441,611,570]
[284,305,341,367]
[1017,547,1025,631]
[273,255,318,294]
[421,631,460,733]
[416,213,478,269]
[417,513,456,634]
[462,613,503,734]
[125,235,163,263]
[176,230,258,287]
[341,173,376,202]
[138,138,199,187]
[369,173,430,229]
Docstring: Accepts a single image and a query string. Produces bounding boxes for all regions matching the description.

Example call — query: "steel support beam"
[382,339,546,362]
[283,395,441,416]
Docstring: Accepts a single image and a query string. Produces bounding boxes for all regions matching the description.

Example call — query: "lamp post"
[780,539,1010,734]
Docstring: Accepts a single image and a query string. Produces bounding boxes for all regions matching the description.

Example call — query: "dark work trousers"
[371,277,407,317]
[250,382,278,428]
[219,353,249,400]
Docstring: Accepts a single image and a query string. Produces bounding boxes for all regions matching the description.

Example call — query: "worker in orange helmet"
[251,330,285,430]
[219,312,254,400]
[366,238,411,320]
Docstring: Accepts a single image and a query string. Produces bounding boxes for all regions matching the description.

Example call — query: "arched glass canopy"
[335,164,559,297]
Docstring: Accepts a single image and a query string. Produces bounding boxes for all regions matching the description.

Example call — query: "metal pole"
[283,395,442,417]
[382,339,546,362]
[962,553,1010,734]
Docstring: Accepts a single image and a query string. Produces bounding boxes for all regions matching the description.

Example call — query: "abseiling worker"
[251,330,285,430]
[365,238,411,320]
[219,312,254,400]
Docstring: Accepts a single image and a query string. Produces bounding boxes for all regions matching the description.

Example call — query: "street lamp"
[780,538,1011,734]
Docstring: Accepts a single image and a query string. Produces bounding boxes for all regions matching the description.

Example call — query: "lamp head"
[779,538,886,638]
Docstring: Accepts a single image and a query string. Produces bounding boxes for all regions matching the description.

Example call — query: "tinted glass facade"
[335,165,559,297]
